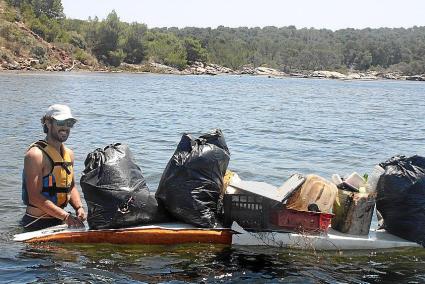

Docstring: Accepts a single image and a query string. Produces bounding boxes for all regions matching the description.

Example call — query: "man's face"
[47,119,74,142]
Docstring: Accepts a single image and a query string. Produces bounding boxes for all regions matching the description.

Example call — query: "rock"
[406,75,425,81]
[194,66,207,74]
[209,63,233,74]
[364,71,379,80]
[59,64,67,71]
[191,61,204,68]
[312,70,347,79]
[204,66,218,75]
[120,62,143,71]
[46,66,54,71]
[180,69,192,75]
[310,71,326,78]
[346,73,362,80]
[361,74,379,80]
[5,62,20,70]
[255,66,284,76]
[149,62,181,74]
[380,72,402,80]
[237,65,256,75]
[226,65,286,76]
[182,61,234,75]
[289,72,308,78]
[29,58,39,66]
[344,72,379,80]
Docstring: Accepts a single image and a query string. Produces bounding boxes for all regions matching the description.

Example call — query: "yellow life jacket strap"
[30,140,73,173]
[31,140,72,163]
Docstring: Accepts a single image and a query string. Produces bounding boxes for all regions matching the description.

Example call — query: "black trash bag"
[81,143,170,229]
[376,155,425,246]
[156,129,230,228]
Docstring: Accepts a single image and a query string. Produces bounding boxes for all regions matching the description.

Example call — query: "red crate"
[270,208,333,233]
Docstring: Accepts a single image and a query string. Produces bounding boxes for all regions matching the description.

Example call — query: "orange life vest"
[22,140,74,208]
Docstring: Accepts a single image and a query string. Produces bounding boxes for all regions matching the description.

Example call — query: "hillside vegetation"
[1,0,424,76]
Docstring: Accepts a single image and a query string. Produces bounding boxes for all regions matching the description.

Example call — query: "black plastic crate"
[223,193,270,230]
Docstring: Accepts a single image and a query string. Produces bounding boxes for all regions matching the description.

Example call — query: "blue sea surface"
[0,72,424,283]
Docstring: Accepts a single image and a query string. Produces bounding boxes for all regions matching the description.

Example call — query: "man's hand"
[76,207,87,222]
[64,213,85,228]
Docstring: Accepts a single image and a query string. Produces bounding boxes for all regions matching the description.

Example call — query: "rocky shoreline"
[1,20,423,81]
[113,62,425,81]
[1,59,424,81]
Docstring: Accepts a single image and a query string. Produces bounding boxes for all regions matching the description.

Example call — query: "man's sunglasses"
[53,119,76,128]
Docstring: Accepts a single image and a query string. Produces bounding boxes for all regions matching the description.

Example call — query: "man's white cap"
[44,104,76,122]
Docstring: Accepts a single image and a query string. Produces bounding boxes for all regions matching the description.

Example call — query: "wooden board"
[13,223,233,245]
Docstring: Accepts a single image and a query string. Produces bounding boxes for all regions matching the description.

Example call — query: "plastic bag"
[376,155,425,246]
[155,129,230,228]
[81,143,170,229]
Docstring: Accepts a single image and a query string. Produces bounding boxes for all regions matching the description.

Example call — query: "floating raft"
[13,222,421,250]
[231,222,421,250]
[13,223,233,245]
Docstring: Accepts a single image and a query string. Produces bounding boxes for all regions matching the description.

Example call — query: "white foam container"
[344,172,365,189]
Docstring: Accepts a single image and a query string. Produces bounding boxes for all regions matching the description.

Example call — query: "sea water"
[0,72,424,283]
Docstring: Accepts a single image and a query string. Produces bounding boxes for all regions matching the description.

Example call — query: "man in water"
[21,104,86,231]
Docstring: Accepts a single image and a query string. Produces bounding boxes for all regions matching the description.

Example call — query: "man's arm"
[68,149,87,221]
[24,147,69,220]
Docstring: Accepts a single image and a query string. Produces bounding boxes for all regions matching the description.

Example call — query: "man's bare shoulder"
[25,146,44,161]
[24,146,45,172]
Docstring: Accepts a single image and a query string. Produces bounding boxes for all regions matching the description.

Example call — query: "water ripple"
[1,73,425,282]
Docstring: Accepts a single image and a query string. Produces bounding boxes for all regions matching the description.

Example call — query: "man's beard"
[51,129,69,142]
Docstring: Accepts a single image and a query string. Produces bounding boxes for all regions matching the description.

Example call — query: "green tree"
[355,51,373,70]
[68,31,86,49]
[147,32,187,69]
[183,37,207,63]
[208,36,250,69]
[122,22,147,64]
[91,10,123,66]
[31,0,64,19]
[6,0,425,75]
[108,49,125,67]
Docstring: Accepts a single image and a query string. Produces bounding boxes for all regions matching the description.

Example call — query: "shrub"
[29,18,46,38]
[147,32,187,69]
[68,31,86,49]
[30,45,46,59]
[184,37,207,63]
[73,48,98,65]
[3,5,18,22]
[107,49,125,67]
[0,21,20,41]
[0,47,14,63]
[406,60,425,75]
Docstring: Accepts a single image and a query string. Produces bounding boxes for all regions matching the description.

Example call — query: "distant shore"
[1,60,424,82]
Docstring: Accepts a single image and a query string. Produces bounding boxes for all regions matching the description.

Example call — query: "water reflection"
[9,242,424,283]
